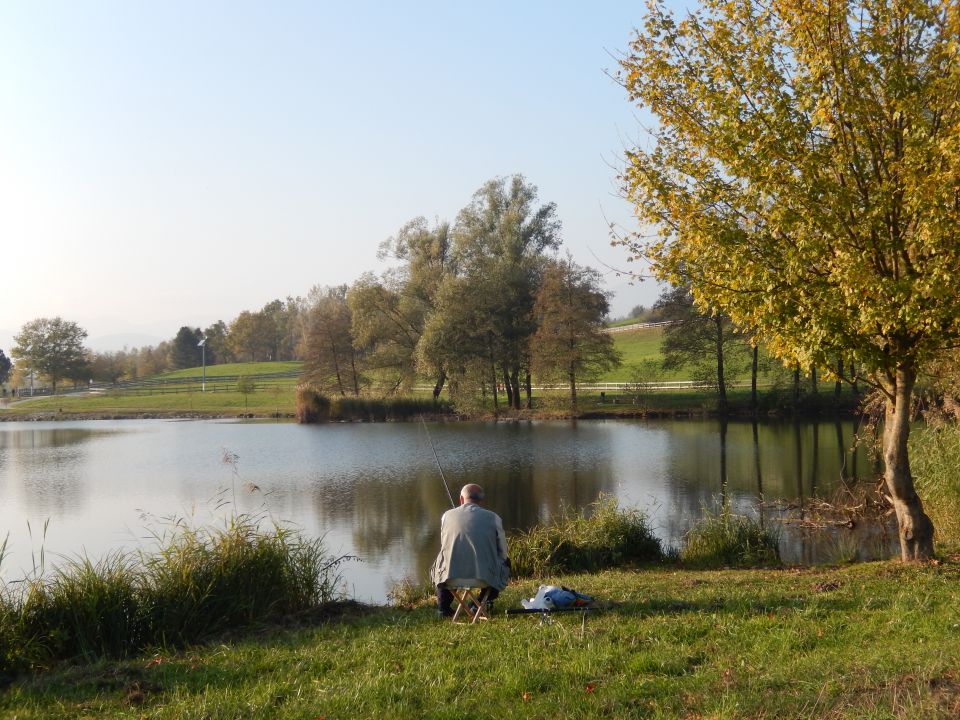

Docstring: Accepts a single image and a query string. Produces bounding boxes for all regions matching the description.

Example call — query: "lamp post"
[198,337,207,392]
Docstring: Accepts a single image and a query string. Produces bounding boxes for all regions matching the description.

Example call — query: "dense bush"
[680,508,780,568]
[0,516,347,676]
[509,497,663,578]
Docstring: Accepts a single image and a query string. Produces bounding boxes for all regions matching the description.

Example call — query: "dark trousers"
[436,583,499,615]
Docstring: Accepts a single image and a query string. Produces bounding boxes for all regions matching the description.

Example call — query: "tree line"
[3,175,620,407]
[301,175,619,410]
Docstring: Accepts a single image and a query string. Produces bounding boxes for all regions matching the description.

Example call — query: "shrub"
[680,508,780,568]
[509,496,663,578]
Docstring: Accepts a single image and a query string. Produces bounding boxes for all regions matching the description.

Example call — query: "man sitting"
[431,483,510,617]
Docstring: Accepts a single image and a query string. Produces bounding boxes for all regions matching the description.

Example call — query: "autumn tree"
[203,320,234,365]
[11,317,89,393]
[531,257,621,409]
[302,286,364,396]
[228,310,276,362]
[87,350,127,384]
[619,0,960,559]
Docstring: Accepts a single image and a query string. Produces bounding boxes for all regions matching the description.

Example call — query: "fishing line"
[421,415,456,508]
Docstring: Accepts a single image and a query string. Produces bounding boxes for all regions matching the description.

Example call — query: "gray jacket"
[430,503,510,590]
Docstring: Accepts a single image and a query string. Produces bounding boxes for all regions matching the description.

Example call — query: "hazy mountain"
[87,333,164,353]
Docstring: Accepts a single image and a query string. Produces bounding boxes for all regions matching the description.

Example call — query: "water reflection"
[0,418,888,601]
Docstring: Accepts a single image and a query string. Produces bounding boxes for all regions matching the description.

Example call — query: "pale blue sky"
[0,1,665,349]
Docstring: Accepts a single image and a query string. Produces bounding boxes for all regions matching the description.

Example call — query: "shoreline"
[0,405,861,423]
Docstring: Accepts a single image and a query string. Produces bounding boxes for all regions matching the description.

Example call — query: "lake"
[0,417,889,602]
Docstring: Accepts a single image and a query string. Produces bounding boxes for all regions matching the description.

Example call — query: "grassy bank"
[3,561,959,718]
[0,388,299,417]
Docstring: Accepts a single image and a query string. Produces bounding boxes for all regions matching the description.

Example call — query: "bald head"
[460,484,485,504]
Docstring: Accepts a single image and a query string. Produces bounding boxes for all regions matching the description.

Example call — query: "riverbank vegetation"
[508,498,664,578]
[0,515,347,680]
[294,389,452,423]
[3,559,959,718]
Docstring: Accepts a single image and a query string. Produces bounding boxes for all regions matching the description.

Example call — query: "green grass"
[600,327,679,382]
[3,561,960,718]
[157,361,302,380]
[2,388,298,416]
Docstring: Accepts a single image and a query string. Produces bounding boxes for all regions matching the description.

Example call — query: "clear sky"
[0,0,664,351]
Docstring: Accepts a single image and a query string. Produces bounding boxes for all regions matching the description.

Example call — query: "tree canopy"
[418,175,563,409]
[11,317,89,392]
[620,0,960,559]
[531,256,620,408]
[170,326,204,370]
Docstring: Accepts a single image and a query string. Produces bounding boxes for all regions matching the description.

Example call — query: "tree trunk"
[329,338,345,396]
[714,316,727,413]
[810,365,818,394]
[525,371,532,410]
[432,368,447,399]
[793,365,801,405]
[510,367,521,411]
[882,366,934,561]
[489,360,499,413]
[750,345,758,413]
[502,364,513,408]
[350,351,360,396]
[835,358,844,400]
[568,362,577,411]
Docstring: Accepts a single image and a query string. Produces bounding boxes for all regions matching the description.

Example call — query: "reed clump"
[509,497,663,578]
[295,387,331,423]
[296,389,453,423]
[680,507,781,568]
[911,421,960,548]
[0,515,347,676]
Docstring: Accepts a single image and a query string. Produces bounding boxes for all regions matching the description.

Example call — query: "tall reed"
[509,496,663,578]
[680,507,781,568]
[296,388,453,423]
[911,422,960,548]
[0,515,347,676]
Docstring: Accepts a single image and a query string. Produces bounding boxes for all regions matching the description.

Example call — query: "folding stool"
[446,579,490,624]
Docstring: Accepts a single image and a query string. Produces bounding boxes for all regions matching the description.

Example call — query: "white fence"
[602,320,676,334]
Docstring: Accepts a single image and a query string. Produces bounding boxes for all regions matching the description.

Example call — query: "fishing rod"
[421,415,456,508]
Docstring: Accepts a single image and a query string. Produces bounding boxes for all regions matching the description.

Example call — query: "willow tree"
[620,0,960,559]
[349,218,453,396]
